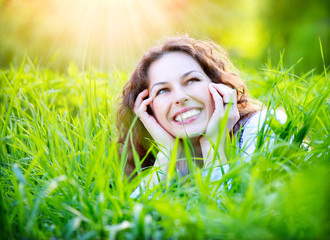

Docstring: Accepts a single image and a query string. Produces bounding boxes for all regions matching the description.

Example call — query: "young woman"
[117,36,285,191]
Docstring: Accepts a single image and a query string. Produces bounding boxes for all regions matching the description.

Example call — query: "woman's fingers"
[213,83,240,126]
[209,83,239,131]
[209,84,224,118]
[134,89,156,128]
[136,98,153,117]
[211,83,237,107]
[134,89,149,115]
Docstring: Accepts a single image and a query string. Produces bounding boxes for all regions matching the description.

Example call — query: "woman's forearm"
[147,143,183,187]
[200,137,227,168]
[147,151,170,186]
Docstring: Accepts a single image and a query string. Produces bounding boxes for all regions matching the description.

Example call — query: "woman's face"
[148,51,215,138]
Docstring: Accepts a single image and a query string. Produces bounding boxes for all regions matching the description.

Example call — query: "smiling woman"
[117,36,282,191]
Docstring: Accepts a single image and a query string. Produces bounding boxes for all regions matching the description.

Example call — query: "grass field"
[0,57,329,239]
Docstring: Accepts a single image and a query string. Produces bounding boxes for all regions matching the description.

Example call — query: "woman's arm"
[240,109,287,159]
[144,147,173,188]
[199,83,239,168]
[134,89,178,187]
[200,136,227,168]
[129,150,169,198]
[134,89,176,148]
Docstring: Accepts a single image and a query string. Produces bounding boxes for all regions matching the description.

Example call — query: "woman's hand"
[205,83,240,139]
[134,89,176,151]
[200,82,240,165]
[134,89,179,185]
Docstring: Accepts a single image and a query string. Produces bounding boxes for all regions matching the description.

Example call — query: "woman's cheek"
[189,82,207,94]
[152,98,164,119]
[151,99,158,115]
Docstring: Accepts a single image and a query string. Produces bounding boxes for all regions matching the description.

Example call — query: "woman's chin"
[172,130,204,139]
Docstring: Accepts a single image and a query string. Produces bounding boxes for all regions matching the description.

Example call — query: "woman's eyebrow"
[180,70,201,79]
[150,81,167,92]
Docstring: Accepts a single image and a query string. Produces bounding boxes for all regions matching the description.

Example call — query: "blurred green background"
[0,0,329,73]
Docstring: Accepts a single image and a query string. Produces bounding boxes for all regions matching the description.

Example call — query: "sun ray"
[1,0,186,71]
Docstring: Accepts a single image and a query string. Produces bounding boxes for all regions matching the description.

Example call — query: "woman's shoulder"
[244,109,287,128]
[238,109,287,157]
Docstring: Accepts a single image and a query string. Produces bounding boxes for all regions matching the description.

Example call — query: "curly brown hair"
[117,36,259,177]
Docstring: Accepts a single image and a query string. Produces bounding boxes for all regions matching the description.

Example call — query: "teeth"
[175,109,201,122]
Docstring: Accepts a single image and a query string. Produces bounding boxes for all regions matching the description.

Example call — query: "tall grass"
[0,58,329,239]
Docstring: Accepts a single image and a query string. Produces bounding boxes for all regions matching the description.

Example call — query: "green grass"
[0,58,329,239]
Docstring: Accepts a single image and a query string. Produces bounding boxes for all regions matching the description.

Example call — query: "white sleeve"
[240,110,287,160]
[201,164,230,181]
[201,110,287,182]
[130,181,146,199]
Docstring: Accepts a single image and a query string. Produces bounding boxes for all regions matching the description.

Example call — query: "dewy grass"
[0,59,329,239]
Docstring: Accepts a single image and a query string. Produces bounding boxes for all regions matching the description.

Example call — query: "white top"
[201,109,287,181]
[130,110,287,198]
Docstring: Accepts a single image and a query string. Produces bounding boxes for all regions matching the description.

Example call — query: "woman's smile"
[173,108,202,125]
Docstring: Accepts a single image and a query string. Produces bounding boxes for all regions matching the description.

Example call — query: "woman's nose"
[173,89,188,105]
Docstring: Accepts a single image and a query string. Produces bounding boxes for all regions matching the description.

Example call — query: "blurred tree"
[261,0,330,72]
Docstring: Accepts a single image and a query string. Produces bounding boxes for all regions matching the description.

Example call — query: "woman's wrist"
[153,141,184,181]
[146,152,169,186]
[157,141,181,159]
[200,136,227,167]
[155,150,170,166]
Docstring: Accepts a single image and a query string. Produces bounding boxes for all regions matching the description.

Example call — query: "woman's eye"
[156,88,168,96]
[186,78,200,84]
